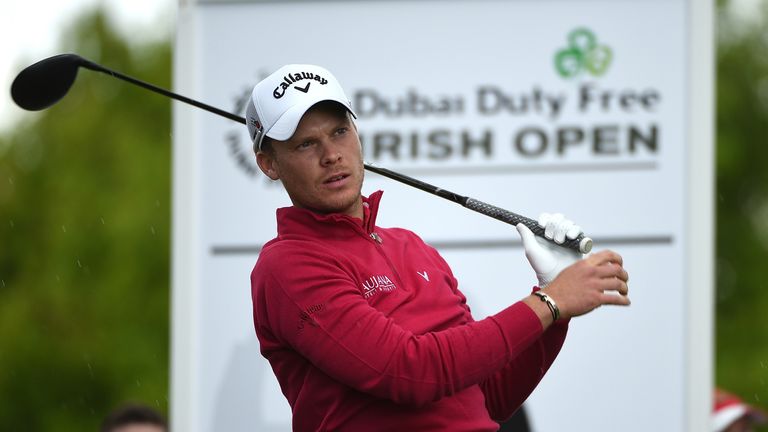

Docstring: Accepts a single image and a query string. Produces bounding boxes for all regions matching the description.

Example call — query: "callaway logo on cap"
[246,64,356,152]
[272,71,328,98]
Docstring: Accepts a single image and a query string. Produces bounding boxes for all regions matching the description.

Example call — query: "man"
[247,64,630,431]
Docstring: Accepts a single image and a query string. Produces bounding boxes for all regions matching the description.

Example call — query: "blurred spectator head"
[100,403,168,432]
[713,388,767,432]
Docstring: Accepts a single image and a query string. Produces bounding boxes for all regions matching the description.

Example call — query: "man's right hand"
[542,250,630,320]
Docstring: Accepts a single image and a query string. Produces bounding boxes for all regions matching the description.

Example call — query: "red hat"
[712,388,768,432]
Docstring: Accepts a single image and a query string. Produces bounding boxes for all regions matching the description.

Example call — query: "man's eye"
[297,141,313,149]
[335,127,348,135]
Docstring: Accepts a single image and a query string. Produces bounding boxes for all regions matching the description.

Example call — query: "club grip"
[464,198,592,253]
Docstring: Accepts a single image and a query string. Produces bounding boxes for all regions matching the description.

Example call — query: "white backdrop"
[171,1,713,431]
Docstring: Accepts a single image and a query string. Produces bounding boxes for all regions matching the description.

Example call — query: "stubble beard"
[284,162,365,216]
[321,164,365,216]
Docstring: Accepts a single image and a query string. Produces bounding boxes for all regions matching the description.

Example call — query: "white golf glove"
[516,213,584,287]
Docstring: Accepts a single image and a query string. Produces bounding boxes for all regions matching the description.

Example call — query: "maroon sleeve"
[252,245,545,406]
[417,241,571,419]
[480,317,569,421]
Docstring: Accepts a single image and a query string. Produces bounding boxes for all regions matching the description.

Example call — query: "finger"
[516,223,537,250]
[616,280,629,296]
[599,292,631,306]
[517,223,551,265]
[586,250,623,267]
[543,213,564,240]
[538,213,552,228]
[595,262,629,282]
[553,221,567,244]
[553,217,574,244]
[617,267,629,283]
[566,224,582,240]
[599,278,629,296]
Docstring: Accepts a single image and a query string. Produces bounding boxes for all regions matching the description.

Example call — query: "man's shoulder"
[251,239,337,287]
[258,236,334,263]
[378,226,431,246]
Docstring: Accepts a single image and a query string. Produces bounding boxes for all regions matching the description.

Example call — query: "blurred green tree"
[715,0,768,424]
[0,8,171,431]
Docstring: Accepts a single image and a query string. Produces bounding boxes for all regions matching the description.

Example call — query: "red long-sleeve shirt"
[251,191,568,431]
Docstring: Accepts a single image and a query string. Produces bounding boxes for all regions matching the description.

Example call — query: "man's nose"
[320,142,342,165]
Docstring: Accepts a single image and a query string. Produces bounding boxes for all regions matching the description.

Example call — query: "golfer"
[247,64,630,431]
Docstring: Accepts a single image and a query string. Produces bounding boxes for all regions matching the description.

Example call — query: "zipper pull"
[370,232,383,244]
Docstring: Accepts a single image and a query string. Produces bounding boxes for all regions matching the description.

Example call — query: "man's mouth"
[324,173,349,184]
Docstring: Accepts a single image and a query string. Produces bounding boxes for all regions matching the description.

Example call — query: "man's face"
[256,103,365,219]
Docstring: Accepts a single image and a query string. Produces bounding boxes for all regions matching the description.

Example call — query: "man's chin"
[316,195,363,217]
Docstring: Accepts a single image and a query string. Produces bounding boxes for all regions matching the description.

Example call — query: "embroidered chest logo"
[417,271,429,282]
[362,274,397,299]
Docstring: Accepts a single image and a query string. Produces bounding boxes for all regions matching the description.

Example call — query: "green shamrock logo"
[555,28,613,78]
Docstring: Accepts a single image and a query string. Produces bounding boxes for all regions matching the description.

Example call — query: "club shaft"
[365,164,591,253]
[66,56,592,253]
[78,58,246,125]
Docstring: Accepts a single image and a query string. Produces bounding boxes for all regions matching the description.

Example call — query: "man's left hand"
[516,213,583,287]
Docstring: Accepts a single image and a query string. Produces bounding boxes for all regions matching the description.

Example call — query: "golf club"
[11,53,592,253]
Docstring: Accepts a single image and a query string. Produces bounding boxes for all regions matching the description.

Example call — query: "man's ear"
[256,151,279,180]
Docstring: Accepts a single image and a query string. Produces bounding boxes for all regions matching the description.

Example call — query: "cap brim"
[713,405,749,431]
[266,98,356,141]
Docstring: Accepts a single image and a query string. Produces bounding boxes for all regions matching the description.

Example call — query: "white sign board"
[172,1,712,431]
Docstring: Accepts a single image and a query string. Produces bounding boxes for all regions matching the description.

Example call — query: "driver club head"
[11,53,86,111]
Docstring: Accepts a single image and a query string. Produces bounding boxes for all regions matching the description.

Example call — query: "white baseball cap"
[246,64,356,152]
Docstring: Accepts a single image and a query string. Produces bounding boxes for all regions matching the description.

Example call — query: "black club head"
[11,53,86,111]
